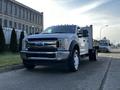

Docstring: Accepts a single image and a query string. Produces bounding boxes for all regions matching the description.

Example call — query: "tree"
[10,28,17,52]
[19,31,24,51]
[0,25,5,52]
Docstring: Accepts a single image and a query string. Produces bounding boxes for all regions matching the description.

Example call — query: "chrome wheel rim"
[74,50,79,70]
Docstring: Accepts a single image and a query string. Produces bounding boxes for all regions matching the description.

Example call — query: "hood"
[27,33,74,39]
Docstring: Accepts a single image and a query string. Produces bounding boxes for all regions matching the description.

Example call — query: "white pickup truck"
[20,25,97,72]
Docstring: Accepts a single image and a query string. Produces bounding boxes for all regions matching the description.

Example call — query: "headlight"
[22,38,27,50]
[57,38,69,50]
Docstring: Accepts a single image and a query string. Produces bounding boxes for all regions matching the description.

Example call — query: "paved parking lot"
[0,50,120,90]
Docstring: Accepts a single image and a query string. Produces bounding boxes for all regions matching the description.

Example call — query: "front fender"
[69,40,79,52]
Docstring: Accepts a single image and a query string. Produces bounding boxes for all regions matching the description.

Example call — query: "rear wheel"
[23,60,35,70]
[89,49,97,61]
[68,49,80,72]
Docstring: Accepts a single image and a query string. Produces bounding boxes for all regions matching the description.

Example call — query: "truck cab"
[20,25,97,72]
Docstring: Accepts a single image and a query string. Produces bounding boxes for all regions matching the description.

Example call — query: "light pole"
[100,25,108,40]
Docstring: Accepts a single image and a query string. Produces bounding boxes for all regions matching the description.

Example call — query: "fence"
[3,27,27,45]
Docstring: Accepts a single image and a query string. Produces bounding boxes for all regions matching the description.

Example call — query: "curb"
[0,64,24,73]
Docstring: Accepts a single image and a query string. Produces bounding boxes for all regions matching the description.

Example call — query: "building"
[0,0,43,35]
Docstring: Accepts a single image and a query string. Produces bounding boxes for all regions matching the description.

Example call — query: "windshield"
[42,25,76,34]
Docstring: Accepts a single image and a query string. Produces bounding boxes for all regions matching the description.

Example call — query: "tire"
[89,49,97,61]
[23,60,35,70]
[68,49,80,72]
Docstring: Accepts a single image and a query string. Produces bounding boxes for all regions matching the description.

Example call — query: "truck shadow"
[23,57,108,74]
[18,56,120,86]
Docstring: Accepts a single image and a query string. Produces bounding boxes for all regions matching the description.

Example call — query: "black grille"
[28,47,57,52]
[28,38,58,41]
[27,38,58,52]
[27,53,56,58]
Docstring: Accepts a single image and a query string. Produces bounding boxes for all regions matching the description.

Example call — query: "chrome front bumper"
[20,51,70,61]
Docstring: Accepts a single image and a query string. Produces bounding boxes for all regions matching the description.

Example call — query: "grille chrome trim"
[28,57,57,60]
[23,51,57,54]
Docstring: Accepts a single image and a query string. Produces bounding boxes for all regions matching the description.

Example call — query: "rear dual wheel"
[89,49,97,61]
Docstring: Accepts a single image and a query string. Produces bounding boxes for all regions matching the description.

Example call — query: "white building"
[0,0,43,35]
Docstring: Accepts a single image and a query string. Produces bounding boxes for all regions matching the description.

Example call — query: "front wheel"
[68,49,80,72]
[23,60,35,70]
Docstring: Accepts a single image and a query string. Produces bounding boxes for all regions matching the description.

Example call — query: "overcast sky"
[16,0,120,43]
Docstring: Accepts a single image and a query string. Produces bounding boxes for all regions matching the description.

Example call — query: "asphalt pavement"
[0,51,120,90]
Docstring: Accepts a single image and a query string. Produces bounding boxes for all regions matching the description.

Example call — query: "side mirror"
[77,33,82,38]
[83,30,88,37]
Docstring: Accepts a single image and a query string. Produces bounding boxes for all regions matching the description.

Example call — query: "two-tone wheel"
[68,49,80,72]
